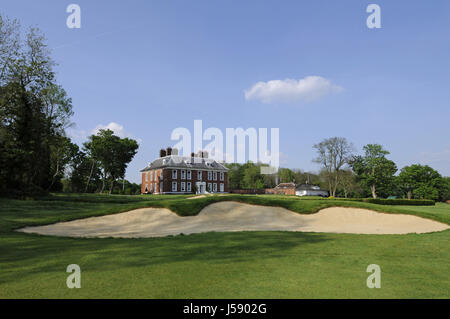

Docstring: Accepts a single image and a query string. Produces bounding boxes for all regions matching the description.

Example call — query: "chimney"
[171,148,178,156]
[166,147,172,156]
[190,152,195,158]
[159,149,167,158]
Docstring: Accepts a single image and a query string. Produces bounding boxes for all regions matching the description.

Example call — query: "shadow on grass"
[0,230,331,284]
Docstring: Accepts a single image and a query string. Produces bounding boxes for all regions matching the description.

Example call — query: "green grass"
[0,194,449,298]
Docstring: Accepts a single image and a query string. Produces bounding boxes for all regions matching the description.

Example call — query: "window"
[197,171,202,180]
[213,183,217,192]
[220,172,224,181]
[220,183,224,192]
[208,183,212,192]
[181,170,186,180]
[187,182,191,192]
[150,171,153,181]
[213,171,217,180]
[150,184,153,192]
[172,182,177,192]
[187,170,191,180]
[181,182,186,192]
[207,171,212,180]
[172,169,177,179]
[145,172,148,182]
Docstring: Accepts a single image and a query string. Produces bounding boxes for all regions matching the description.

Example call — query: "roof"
[296,184,324,191]
[275,182,296,189]
[140,155,229,172]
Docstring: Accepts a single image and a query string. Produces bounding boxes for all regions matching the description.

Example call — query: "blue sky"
[2,0,450,182]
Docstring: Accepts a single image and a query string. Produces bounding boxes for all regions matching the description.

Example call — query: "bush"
[362,198,435,206]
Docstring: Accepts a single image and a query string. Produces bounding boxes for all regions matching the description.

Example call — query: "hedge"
[361,198,435,206]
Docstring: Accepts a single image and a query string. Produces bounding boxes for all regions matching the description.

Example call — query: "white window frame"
[145,172,148,181]
[197,171,202,180]
[187,182,191,192]
[220,183,224,192]
[150,171,153,181]
[181,170,186,180]
[172,169,177,179]
[150,183,153,192]
[187,170,191,180]
[181,182,186,192]
[172,182,177,192]
[208,171,212,180]
[213,171,217,180]
[220,172,224,181]
[213,183,217,192]
[208,183,212,192]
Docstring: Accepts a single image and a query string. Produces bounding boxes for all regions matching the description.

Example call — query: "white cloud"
[244,76,343,104]
[92,122,142,143]
[92,122,128,138]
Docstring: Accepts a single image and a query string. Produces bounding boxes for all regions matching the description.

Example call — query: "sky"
[2,0,450,182]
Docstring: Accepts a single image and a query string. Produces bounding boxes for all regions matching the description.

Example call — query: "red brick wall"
[141,169,163,194]
[142,168,228,194]
[265,187,296,195]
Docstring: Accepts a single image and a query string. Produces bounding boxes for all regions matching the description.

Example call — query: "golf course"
[1,194,449,298]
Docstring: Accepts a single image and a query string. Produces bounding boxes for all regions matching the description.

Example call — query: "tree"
[0,14,74,196]
[338,169,359,198]
[313,137,354,197]
[68,149,101,193]
[225,163,243,189]
[48,136,78,191]
[83,129,138,194]
[350,144,397,198]
[398,164,447,200]
[240,162,265,189]
[278,168,295,183]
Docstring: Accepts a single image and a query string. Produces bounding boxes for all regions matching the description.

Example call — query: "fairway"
[0,194,449,298]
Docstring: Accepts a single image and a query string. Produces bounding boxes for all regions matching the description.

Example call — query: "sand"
[18,201,449,238]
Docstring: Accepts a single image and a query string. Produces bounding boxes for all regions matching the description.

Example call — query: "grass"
[0,194,449,298]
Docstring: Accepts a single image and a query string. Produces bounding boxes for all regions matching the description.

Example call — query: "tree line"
[226,137,450,201]
[0,14,139,197]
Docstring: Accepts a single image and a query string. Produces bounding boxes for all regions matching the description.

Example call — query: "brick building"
[265,182,296,195]
[140,147,229,194]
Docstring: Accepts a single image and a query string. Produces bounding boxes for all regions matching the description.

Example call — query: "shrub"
[362,198,435,206]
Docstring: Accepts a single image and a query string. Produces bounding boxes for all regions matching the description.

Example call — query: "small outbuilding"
[295,184,329,197]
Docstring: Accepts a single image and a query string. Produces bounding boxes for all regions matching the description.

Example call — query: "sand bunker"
[18,202,449,238]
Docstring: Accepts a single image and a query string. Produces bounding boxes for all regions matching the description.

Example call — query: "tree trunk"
[47,160,60,191]
[371,184,377,199]
[407,190,412,200]
[109,179,114,194]
[84,160,95,193]
[100,170,106,193]
[122,178,125,193]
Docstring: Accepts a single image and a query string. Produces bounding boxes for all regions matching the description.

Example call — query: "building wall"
[142,168,228,194]
[265,187,296,195]
[141,169,163,194]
